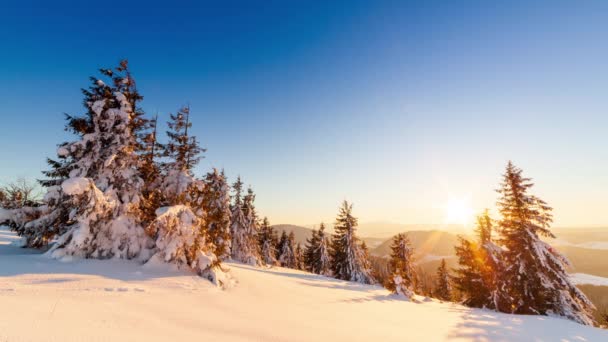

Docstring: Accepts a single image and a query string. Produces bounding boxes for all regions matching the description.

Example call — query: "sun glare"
[444,196,474,226]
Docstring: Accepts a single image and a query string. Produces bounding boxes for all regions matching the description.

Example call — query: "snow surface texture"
[0,226,606,342]
[551,238,608,250]
[571,273,608,287]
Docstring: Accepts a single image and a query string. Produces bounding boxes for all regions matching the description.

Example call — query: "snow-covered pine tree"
[159,106,204,204]
[203,168,232,260]
[242,186,260,243]
[145,105,226,284]
[435,259,452,301]
[258,217,278,266]
[230,177,260,265]
[295,242,303,270]
[414,267,434,297]
[453,237,486,306]
[303,227,319,272]
[50,60,153,260]
[139,113,163,228]
[15,108,97,248]
[277,230,296,268]
[453,210,505,309]
[360,240,373,277]
[304,224,333,275]
[496,161,595,325]
[25,159,73,247]
[387,233,416,298]
[330,201,375,284]
[478,211,508,309]
[316,224,332,276]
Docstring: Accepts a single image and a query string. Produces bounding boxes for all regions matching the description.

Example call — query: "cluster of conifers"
[379,162,597,326]
[0,60,376,288]
[0,61,597,326]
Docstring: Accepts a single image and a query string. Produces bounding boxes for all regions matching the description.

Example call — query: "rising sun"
[444,195,474,226]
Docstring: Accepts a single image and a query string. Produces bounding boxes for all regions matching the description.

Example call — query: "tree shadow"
[446,308,522,341]
[446,306,595,342]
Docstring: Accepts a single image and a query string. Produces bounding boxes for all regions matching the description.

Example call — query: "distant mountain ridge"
[271,224,316,246]
[272,222,608,280]
[370,230,461,258]
[272,224,463,258]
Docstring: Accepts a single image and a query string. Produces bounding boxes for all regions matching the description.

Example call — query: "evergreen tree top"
[288,231,295,243]
[334,201,357,233]
[243,187,256,208]
[390,233,414,258]
[318,223,327,237]
[163,106,205,172]
[261,217,270,230]
[232,176,244,207]
[497,161,554,239]
[475,209,493,244]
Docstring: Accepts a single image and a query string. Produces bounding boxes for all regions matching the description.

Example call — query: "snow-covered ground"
[0,226,606,342]
[571,273,608,287]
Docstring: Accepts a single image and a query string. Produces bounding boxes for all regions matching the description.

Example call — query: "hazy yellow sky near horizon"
[256,158,608,230]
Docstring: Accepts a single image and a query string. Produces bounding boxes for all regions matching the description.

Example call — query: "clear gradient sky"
[1,1,607,227]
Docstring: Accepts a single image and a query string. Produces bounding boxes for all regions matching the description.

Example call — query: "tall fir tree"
[305,223,332,276]
[159,106,205,205]
[496,162,595,325]
[330,201,375,284]
[294,242,304,270]
[258,217,278,266]
[387,233,417,298]
[50,60,153,260]
[16,77,103,248]
[316,224,332,276]
[360,241,373,276]
[242,186,259,238]
[435,259,452,301]
[139,113,163,228]
[203,168,232,260]
[453,210,505,309]
[277,230,296,268]
[303,228,320,272]
[145,105,223,283]
[230,177,260,265]
[6,61,234,285]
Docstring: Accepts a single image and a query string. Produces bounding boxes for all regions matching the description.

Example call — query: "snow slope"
[0,227,606,342]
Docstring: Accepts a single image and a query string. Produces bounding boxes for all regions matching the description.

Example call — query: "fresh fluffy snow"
[61,177,91,196]
[57,146,70,157]
[0,208,11,223]
[0,226,606,342]
[570,273,608,287]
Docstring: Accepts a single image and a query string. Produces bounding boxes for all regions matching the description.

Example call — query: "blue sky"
[1,1,607,227]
